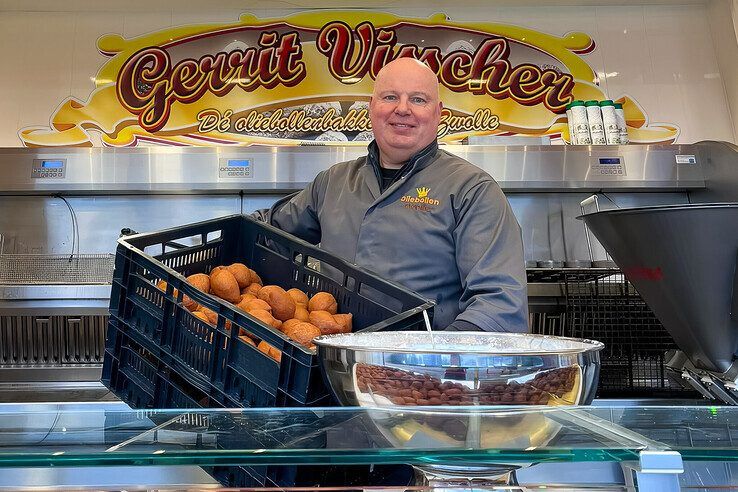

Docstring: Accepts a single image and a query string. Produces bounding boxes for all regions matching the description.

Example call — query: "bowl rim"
[313,331,605,356]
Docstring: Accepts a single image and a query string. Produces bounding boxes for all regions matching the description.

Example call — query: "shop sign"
[19,11,678,147]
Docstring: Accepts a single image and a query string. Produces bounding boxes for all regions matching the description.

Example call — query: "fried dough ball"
[283,322,321,348]
[286,288,309,307]
[258,341,282,362]
[239,335,256,347]
[182,296,199,312]
[187,273,210,294]
[243,282,262,296]
[192,310,211,325]
[309,310,343,335]
[250,270,263,285]
[248,308,281,330]
[209,266,224,279]
[258,285,296,321]
[239,298,272,314]
[227,263,252,289]
[197,307,218,325]
[333,313,353,333]
[238,293,257,303]
[281,318,302,333]
[308,292,338,314]
[293,305,310,322]
[195,307,232,330]
[157,280,197,311]
[182,273,211,311]
[210,269,241,303]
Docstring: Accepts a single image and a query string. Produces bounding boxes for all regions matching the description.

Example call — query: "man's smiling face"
[369,58,443,168]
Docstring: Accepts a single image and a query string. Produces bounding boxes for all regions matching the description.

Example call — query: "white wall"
[0,2,735,146]
[707,0,738,143]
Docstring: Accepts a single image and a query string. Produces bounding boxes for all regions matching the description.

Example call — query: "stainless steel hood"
[581,204,738,373]
[580,204,738,394]
[0,144,706,194]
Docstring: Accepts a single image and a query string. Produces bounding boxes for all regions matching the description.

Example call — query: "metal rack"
[529,268,695,398]
[0,254,114,285]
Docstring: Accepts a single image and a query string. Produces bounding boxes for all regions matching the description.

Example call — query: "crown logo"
[416,187,430,198]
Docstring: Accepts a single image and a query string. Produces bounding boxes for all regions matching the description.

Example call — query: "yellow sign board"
[19,11,678,147]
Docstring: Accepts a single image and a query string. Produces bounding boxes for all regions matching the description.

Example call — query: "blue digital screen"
[227,159,250,167]
[41,160,64,169]
[598,157,621,165]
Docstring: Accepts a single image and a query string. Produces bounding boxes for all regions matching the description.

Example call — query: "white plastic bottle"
[570,101,591,145]
[614,102,629,144]
[599,100,620,145]
[565,102,576,144]
[585,101,606,145]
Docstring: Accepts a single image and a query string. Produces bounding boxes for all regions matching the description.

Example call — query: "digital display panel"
[598,157,621,165]
[227,159,251,167]
[41,160,64,169]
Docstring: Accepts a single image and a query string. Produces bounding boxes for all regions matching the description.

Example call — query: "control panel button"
[31,158,66,179]
[589,156,626,178]
[218,158,253,179]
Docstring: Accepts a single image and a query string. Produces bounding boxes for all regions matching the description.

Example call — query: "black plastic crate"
[107,214,432,408]
[102,322,402,489]
[103,320,230,409]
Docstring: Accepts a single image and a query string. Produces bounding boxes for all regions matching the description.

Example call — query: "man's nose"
[394,97,411,115]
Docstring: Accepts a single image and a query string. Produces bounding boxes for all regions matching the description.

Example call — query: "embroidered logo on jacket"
[400,187,440,211]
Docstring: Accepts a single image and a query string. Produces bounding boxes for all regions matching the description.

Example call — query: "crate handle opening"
[206,230,223,243]
[255,233,291,262]
[344,275,357,292]
[358,282,403,313]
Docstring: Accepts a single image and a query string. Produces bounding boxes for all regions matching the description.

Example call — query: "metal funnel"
[580,203,738,374]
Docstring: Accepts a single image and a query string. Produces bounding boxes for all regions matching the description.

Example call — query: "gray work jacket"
[268,141,529,332]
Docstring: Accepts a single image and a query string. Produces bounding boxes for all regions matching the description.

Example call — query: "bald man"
[265,58,528,332]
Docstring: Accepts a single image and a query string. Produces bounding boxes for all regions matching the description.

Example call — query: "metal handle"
[579,194,601,263]
[422,309,433,331]
[580,194,600,211]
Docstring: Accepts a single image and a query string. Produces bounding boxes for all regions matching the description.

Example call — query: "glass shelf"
[1,405,736,468]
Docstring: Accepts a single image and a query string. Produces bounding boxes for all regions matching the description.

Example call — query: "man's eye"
[411,97,427,104]
[383,95,397,101]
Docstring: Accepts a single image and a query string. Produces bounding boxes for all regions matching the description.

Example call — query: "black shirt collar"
[367,140,439,191]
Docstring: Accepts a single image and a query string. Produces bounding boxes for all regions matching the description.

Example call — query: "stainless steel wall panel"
[0,190,694,265]
[0,195,244,255]
[689,141,738,203]
[0,144,707,194]
[507,192,689,262]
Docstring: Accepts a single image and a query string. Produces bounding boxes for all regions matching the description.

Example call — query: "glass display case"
[1,404,738,490]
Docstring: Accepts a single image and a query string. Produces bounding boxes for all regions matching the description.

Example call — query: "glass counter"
[1,404,737,490]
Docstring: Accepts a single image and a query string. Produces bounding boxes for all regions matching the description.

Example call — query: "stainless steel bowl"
[315,331,604,408]
[314,331,604,484]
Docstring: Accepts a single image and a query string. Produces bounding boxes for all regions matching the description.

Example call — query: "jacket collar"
[367,139,439,186]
